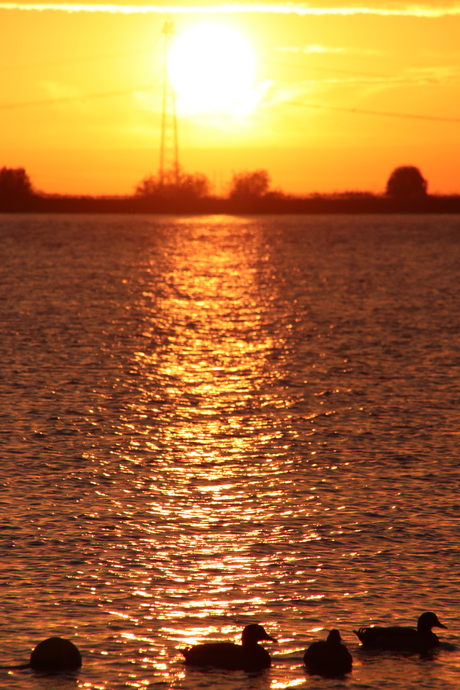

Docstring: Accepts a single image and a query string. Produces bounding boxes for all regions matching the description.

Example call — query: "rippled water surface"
[1,213,460,689]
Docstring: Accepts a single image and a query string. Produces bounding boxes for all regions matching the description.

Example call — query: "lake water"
[1,213,460,690]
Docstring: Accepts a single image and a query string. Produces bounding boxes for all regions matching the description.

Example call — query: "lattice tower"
[159,20,179,185]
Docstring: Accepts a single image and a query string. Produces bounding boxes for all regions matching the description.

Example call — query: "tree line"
[1,163,456,213]
[0,165,430,201]
[130,165,431,202]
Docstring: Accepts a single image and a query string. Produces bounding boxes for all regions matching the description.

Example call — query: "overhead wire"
[264,58,392,79]
[2,45,155,72]
[0,39,163,111]
[0,85,158,110]
[261,55,460,123]
[3,41,161,72]
[280,99,460,123]
[1,44,459,123]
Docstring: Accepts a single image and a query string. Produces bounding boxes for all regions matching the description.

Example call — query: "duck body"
[0,637,82,673]
[354,612,446,652]
[304,630,352,677]
[182,624,275,671]
[29,637,82,672]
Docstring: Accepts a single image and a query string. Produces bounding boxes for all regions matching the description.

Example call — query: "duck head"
[241,624,276,646]
[326,629,342,645]
[418,612,447,633]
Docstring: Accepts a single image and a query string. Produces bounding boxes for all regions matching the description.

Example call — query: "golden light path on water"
[89,217,359,688]
[127,220,307,683]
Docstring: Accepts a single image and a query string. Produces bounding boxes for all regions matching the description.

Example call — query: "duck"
[0,637,82,672]
[354,612,447,652]
[181,623,276,671]
[304,629,352,677]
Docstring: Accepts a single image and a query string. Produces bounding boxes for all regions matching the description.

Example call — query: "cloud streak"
[279,45,349,54]
[2,2,460,16]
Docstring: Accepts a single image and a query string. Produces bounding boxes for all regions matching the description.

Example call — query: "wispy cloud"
[279,45,349,55]
[2,3,460,16]
[273,65,460,99]
[404,65,460,83]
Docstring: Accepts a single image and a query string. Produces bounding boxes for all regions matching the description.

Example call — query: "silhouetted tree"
[0,167,34,203]
[135,168,210,201]
[229,170,270,200]
[386,166,428,199]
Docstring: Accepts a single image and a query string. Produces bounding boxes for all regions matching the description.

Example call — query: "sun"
[168,22,257,116]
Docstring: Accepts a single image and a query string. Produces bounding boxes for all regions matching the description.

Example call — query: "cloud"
[294,66,460,87]
[404,65,460,83]
[2,2,460,17]
[279,45,349,55]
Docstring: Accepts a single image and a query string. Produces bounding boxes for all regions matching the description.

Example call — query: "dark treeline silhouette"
[1,164,460,214]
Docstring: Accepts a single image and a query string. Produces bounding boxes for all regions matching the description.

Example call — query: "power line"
[264,59,392,79]
[1,66,459,124]
[2,34,457,122]
[2,88,459,124]
[0,85,156,110]
[3,42,161,72]
[283,99,460,123]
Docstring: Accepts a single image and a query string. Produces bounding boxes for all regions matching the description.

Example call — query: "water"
[0,213,459,689]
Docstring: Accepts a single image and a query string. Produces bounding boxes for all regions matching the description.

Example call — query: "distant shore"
[2,193,460,215]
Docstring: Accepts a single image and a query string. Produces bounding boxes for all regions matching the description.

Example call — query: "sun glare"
[168,23,257,116]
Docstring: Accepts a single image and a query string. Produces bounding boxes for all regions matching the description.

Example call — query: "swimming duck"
[304,629,352,677]
[354,612,447,652]
[182,623,276,671]
[0,637,82,672]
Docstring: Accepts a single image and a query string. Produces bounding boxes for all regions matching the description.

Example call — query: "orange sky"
[2,1,460,196]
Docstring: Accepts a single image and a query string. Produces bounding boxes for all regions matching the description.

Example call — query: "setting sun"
[168,22,257,116]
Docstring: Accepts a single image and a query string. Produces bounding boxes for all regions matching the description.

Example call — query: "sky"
[2,0,460,196]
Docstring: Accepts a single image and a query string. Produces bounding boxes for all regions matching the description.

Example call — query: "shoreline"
[2,195,460,215]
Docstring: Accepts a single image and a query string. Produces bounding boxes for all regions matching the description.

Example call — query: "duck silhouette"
[182,623,276,671]
[354,612,447,652]
[304,629,352,677]
[0,637,82,672]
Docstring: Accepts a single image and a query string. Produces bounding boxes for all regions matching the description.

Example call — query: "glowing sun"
[168,23,257,115]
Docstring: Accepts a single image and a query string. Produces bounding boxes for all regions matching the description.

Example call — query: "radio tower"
[159,19,179,185]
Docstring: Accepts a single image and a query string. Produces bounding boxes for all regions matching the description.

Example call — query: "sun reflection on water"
[102,220,313,683]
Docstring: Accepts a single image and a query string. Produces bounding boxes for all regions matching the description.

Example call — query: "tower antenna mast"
[159,19,179,185]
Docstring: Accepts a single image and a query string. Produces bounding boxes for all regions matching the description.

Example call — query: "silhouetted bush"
[229,170,271,200]
[0,167,35,207]
[386,166,428,198]
[135,168,210,201]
